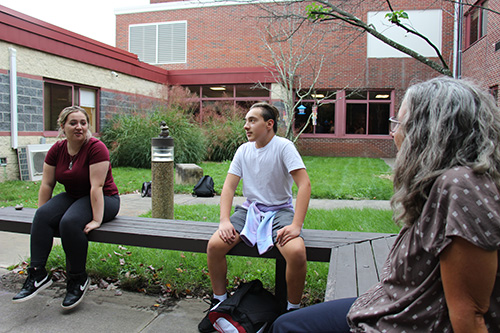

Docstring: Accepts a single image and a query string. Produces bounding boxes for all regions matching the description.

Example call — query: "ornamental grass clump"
[200,101,247,162]
[101,107,206,168]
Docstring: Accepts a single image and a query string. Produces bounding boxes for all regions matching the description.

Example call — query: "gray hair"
[57,106,92,141]
[391,76,500,226]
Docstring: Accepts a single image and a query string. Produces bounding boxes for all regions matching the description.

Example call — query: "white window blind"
[130,21,187,64]
[79,88,96,107]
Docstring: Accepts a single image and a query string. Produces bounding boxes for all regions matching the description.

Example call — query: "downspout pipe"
[453,2,463,79]
[9,47,18,149]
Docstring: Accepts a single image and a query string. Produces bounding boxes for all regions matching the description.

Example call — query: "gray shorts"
[230,205,304,243]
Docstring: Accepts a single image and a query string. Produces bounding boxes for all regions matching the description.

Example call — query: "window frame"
[186,84,271,123]
[464,0,488,48]
[298,89,394,138]
[43,78,100,136]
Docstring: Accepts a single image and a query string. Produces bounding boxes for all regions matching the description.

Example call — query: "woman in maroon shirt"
[12,106,120,310]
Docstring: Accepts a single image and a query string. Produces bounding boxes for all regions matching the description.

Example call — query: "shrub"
[101,107,206,168]
[200,101,247,162]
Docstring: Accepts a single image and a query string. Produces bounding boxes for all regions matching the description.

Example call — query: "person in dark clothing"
[12,106,120,310]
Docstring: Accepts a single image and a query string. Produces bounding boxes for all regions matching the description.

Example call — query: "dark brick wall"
[0,73,9,131]
[0,73,43,132]
[0,74,160,134]
[100,90,162,129]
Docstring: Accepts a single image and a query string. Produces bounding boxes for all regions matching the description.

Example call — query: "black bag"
[192,175,216,197]
[141,181,152,197]
[208,279,281,333]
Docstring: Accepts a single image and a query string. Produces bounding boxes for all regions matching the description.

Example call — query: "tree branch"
[385,0,449,71]
[309,0,452,76]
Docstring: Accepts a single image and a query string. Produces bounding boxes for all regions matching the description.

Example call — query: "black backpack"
[208,279,281,333]
[192,175,216,197]
[141,181,152,197]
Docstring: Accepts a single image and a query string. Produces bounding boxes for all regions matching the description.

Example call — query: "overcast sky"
[0,0,150,46]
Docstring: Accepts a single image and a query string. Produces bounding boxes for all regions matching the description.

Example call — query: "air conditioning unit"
[26,144,53,181]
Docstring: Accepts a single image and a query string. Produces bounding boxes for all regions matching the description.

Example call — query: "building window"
[465,0,488,47]
[345,90,391,136]
[44,80,98,133]
[129,21,187,64]
[294,91,336,134]
[490,85,498,105]
[296,89,392,137]
[186,84,271,122]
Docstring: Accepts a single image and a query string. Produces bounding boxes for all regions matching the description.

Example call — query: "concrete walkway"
[0,191,392,332]
[118,193,391,216]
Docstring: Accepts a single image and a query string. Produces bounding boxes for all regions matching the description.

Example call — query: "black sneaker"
[198,298,220,333]
[61,272,89,310]
[12,267,53,303]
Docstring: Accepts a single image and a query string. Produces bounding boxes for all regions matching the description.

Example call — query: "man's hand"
[276,224,301,247]
[218,220,237,244]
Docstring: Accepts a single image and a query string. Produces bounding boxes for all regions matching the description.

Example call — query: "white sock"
[213,292,227,303]
[287,301,300,310]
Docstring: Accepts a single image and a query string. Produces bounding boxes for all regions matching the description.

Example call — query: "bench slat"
[324,235,398,301]
[371,237,392,276]
[325,244,356,300]
[355,241,379,294]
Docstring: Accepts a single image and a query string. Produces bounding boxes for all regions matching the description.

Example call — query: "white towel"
[240,202,276,255]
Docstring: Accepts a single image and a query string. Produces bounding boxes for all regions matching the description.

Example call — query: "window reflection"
[346,104,366,134]
[368,103,390,134]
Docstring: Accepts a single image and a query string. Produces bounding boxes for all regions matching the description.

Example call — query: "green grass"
[112,156,393,199]
[3,156,397,304]
[304,156,393,200]
[1,157,392,208]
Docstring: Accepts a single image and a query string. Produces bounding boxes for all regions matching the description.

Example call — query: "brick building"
[115,0,456,158]
[0,5,168,181]
[461,0,500,102]
[0,1,467,181]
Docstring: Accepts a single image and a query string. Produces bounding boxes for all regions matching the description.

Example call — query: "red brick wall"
[117,0,454,159]
[297,137,398,158]
[116,0,454,92]
[462,0,500,102]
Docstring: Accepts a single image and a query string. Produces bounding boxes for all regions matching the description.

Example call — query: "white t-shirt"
[228,135,306,206]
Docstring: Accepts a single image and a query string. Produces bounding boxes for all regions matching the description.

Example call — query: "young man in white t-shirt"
[198,102,311,332]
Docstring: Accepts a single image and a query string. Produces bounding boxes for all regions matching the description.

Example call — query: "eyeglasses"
[389,116,401,133]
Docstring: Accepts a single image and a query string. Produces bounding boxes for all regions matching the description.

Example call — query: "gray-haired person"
[272,77,500,332]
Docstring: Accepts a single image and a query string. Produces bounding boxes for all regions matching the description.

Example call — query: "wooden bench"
[325,234,397,301]
[0,206,395,307]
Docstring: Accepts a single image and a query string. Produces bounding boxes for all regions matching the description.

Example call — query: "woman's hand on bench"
[84,220,102,234]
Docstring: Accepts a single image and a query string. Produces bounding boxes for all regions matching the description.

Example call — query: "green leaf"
[385,10,409,24]
[306,3,330,20]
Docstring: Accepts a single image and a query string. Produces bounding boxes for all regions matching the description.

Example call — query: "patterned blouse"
[348,166,500,332]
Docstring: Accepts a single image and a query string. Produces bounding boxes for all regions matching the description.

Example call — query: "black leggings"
[30,192,120,274]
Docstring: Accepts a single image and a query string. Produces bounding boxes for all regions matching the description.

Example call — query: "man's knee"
[281,240,307,265]
[207,233,229,258]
